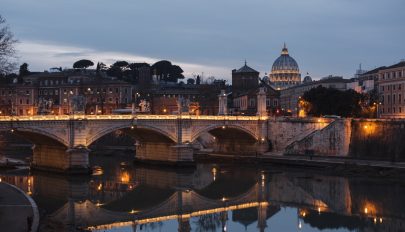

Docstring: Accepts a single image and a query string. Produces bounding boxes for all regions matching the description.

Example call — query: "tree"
[187,78,195,85]
[106,61,129,79]
[128,62,150,70]
[302,86,365,117]
[73,59,94,69]
[0,15,18,76]
[151,60,185,83]
[19,63,30,77]
[196,75,201,85]
[113,61,129,69]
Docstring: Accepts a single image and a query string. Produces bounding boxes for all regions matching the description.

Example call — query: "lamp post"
[297,96,301,118]
[132,92,140,115]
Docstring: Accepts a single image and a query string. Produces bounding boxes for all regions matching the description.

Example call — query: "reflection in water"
[1,153,405,232]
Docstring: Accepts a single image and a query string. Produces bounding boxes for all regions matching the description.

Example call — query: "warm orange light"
[120,171,130,183]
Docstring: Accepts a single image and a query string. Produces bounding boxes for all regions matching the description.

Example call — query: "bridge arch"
[86,124,177,147]
[0,127,69,147]
[190,124,259,143]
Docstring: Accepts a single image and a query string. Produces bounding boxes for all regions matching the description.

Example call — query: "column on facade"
[218,90,227,115]
[257,87,267,116]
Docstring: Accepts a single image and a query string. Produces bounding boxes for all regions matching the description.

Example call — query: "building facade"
[0,72,133,116]
[231,62,259,96]
[377,61,405,118]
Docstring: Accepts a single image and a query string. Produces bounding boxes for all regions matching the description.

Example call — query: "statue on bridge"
[70,95,86,114]
[37,97,53,115]
[177,96,191,115]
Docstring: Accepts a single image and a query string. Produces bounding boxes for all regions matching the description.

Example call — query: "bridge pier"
[212,139,269,155]
[32,145,90,174]
[135,142,194,165]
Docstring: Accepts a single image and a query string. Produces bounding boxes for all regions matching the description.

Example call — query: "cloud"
[16,40,231,80]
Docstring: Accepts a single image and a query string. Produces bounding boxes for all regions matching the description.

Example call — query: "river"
[1,151,404,232]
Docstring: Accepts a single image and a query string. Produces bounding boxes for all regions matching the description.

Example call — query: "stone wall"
[283,118,405,160]
[268,118,331,153]
[349,120,405,161]
[284,119,352,156]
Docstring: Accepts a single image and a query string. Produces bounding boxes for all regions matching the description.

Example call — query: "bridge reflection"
[1,158,405,231]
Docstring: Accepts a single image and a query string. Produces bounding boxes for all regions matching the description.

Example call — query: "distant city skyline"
[2,0,405,81]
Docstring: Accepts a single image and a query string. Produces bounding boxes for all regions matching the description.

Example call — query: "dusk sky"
[2,0,405,81]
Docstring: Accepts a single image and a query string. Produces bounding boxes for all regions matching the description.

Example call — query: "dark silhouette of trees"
[73,59,94,69]
[196,75,201,85]
[187,78,195,84]
[0,15,17,76]
[107,61,129,79]
[302,86,365,117]
[19,63,30,77]
[151,60,184,82]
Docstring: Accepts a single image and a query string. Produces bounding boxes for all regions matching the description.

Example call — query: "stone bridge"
[0,115,271,173]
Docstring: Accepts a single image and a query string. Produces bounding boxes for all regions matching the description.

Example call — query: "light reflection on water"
[0,152,404,232]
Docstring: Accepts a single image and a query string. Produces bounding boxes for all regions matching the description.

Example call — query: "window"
[26,99,29,104]
[393,94,396,104]
[399,94,402,104]
[400,107,402,113]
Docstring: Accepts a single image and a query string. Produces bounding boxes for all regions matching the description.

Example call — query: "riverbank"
[196,153,405,177]
[0,182,39,232]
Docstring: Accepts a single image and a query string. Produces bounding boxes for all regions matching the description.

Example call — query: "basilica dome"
[271,46,299,72]
[269,44,301,90]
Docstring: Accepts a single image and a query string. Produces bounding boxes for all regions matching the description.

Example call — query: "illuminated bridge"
[0,114,335,173]
[0,115,270,172]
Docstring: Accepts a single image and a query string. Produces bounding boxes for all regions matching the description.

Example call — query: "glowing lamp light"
[130,125,135,129]
[10,129,14,133]
[222,125,226,129]
[364,207,368,214]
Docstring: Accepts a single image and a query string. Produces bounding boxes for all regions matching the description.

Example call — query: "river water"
[1,152,404,232]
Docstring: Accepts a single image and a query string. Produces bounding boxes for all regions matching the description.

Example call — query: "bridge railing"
[0,114,268,121]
